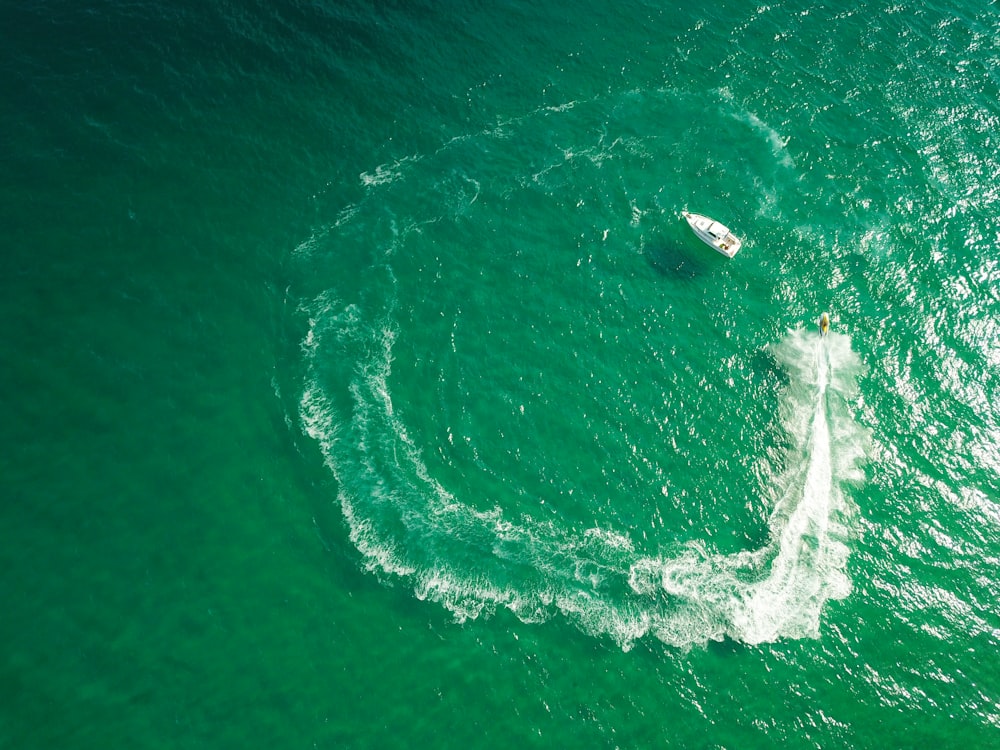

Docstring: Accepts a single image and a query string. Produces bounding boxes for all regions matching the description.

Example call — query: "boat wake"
[300,302,869,649]
[296,88,869,649]
[627,329,869,645]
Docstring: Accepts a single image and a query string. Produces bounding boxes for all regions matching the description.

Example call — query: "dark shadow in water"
[645,241,719,280]
[706,637,745,655]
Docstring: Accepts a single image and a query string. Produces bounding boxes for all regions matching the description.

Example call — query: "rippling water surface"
[2,0,999,747]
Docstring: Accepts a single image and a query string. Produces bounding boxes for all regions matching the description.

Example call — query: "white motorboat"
[681,211,743,258]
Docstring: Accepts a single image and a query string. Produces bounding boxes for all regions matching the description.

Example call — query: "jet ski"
[819,312,830,336]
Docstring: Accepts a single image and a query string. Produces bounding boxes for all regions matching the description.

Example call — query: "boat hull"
[682,211,742,258]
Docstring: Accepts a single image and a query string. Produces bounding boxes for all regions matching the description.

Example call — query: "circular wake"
[301,307,869,648]
[297,93,870,649]
[626,330,869,645]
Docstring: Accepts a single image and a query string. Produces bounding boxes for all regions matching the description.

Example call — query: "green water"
[2,0,998,747]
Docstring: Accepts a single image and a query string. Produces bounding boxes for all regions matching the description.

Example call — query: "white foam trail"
[297,88,875,648]
[631,329,865,645]
[302,312,869,649]
[735,333,847,642]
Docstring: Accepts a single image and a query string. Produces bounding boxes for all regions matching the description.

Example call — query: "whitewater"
[302,289,869,650]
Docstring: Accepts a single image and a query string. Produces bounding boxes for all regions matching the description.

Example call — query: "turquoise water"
[2,0,999,747]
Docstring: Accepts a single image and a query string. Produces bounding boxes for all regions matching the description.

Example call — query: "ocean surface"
[2,0,999,747]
